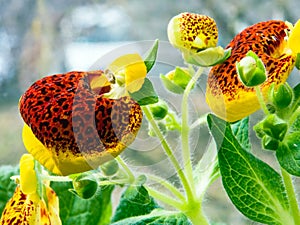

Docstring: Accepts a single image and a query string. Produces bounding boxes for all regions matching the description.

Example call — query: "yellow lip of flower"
[206,20,297,122]
[107,53,147,93]
[0,154,61,225]
[19,153,37,195]
[167,12,218,51]
[0,186,61,225]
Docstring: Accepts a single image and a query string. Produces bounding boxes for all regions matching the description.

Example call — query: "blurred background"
[0,0,300,224]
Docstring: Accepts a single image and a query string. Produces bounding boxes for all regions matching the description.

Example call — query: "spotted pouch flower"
[19,55,145,176]
[206,20,299,122]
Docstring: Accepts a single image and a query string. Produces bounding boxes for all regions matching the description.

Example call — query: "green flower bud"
[160,67,193,94]
[149,100,168,120]
[236,51,267,87]
[100,159,119,176]
[270,83,293,109]
[262,114,288,141]
[71,173,98,199]
[262,135,279,150]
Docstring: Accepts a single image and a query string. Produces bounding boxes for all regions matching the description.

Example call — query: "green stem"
[281,167,300,224]
[181,67,204,196]
[146,186,185,211]
[142,106,194,202]
[288,106,300,126]
[255,86,269,116]
[148,174,186,201]
[116,156,135,183]
[184,203,209,225]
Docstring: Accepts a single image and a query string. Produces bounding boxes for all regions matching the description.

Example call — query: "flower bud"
[262,114,288,141]
[270,83,293,109]
[262,135,279,150]
[149,100,168,120]
[100,159,119,176]
[236,51,267,87]
[160,67,192,94]
[72,173,98,199]
[168,13,218,51]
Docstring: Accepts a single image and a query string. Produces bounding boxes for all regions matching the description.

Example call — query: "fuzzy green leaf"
[51,181,114,225]
[129,78,159,105]
[111,209,191,225]
[208,114,292,225]
[143,39,159,72]
[111,184,160,222]
[231,117,251,151]
[0,165,19,214]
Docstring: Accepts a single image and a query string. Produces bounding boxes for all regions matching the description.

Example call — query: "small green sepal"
[182,46,231,67]
[143,39,159,73]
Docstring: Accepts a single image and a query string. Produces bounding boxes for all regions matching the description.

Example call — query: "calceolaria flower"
[19,54,146,176]
[206,19,300,122]
[0,154,61,225]
[167,12,230,66]
[168,12,218,51]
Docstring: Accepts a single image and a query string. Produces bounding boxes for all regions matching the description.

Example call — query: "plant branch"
[142,105,194,202]
[146,186,185,211]
[181,67,204,198]
[148,174,186,202]
[281,167,300,224]
[255,86,269,116]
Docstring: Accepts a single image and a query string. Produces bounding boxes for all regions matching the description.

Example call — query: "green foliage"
[0,165,19,214]
[129,78,159,105]
[143,39,159,73]
[208,114,292,225]
[231,117,251,151]
[111,209,191,225]
[51,181,114,225]
[111,184,160,222]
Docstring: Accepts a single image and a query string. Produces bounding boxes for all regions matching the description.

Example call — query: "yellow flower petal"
[108,53,147,93]
[0,186,61,225]
[288,19,300,54]
[20,154,37,195]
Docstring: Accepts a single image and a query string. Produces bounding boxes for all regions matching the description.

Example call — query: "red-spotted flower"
[206,19,300,122]
[19,54,146,176]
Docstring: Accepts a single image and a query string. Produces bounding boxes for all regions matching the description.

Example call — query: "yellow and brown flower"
[206,20,300,122]
[19,54,146,176]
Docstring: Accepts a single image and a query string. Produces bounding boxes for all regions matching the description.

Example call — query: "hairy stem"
[255,86,269,116]
[148,174,186,201]
[281,167,300,224]
[142,106,194,202]
[181,67,204,198]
